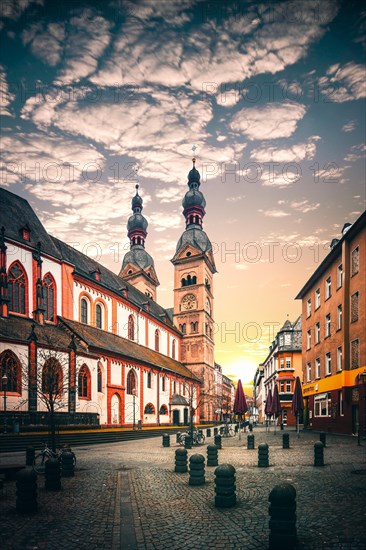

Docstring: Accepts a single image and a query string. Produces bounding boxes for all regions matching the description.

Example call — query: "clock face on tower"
[182,294,197,310]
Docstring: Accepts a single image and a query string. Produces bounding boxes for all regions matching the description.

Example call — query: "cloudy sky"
[1,0,365,387]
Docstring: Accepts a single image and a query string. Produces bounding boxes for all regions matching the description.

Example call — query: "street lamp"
[2,373,8,434]
[132,388,137,430]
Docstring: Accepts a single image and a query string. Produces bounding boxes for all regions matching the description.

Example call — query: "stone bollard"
[26,446,35,467]
[206,428,211,437]
[45,458,61,491]
[61,451,75,477]
[214,427,218,436]
[189,454,205,486]
[319,432,326,447]
[214,434,222,449]
[214,464,236,508]
[162,433,170,447]
[184,434,192,449]
[258,443,269,467]
[207,444,218,466]
[175,448,188,473]
[247,434,255,449]
[314,442,324,466]
[283,433,290,449]
[269,482,297,549]
[176,431,181,444]
[16,468,38,513]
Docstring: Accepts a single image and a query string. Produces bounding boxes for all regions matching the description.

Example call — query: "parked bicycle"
[33,442,76,474]
[219,424,235,437]
[177,429,206,446]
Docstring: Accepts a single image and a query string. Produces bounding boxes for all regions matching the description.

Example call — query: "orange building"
[296,211,366,435]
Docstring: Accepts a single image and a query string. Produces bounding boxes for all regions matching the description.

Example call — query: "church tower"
[171,157,217,421]
[119,185,159,300]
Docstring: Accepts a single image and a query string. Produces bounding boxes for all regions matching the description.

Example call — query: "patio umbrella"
[264,388,273,431]
[270,384,281,433]
[233,379,248,440]
[292,376,304,437]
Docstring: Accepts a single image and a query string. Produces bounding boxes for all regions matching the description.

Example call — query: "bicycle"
[33,442,76,474]
[219,424,235,437]
[177,429,205,446]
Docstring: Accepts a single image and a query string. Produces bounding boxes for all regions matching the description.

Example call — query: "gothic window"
[179,323,186,334]
[128,314,135,340]
[147,371,152,388]
[0,350,21,393]
[78,365,91,399]
[7,261,27,314]
[43,273,56,322]
[80,297,89,324]
[155,329,160,352]
[127,370,137,394]
[159,404,168,415]
[144,403,155,414]
[96,303,103,329]
[42,358,63,396]
[172,339,176,360]
[97,363,103,392]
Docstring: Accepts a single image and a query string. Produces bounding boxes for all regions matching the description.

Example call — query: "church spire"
[182,155,206,230]
[127,184,148,249]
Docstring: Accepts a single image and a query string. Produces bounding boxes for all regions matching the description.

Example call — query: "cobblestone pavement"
[0,428,366,549]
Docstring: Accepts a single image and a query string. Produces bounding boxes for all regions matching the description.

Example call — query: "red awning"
[277,375,295,381]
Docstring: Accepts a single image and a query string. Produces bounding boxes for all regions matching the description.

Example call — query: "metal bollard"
[189,454,205,486]
[269,482,297,549]
[162,433,170,447]
[184,434,192,449]
[319,432,326,447]
[45,458,61,491]
[214,434,222,449]
[175,448,188,473]
[314,441,324,466]
[283,433,290,449]
[26,446,35,466]
[61,451,75,477]
[214,427,218,436]
[206,428,211,437]
[247,434,255,450]
[176,431,181,444]
[258,443,269,467]
[207,444,218,466]
[16,468,38,513]
[214,464,236,508]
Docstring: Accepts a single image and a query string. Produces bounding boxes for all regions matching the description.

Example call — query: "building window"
[325,314,331,338]
[144,403,155,414]
[128,315,135,340]
[126,370,137,394]
[337,264,343,288]
[280,358,284,369]
[306,330,311,350]
[338,391,344,416]
[285,357,291,369]
[96,303,103,329]
[7,261,27,315]
[325,352,332,376]
[336,304,342,330]
[306,298,311,318]
[325,276,331,300]
[97,364,103,392]
[42,358,63,395]
[80,298,88,324]
[147,372,152,389]
[315,322,320,344]
[314,393,331,417]
[0,349,21,393]
[161,376,166,391]
[179,323,186,334]
[78,365,91,399]
[159,404,168,415]
[351,246,359,276]
[315,357,320,379]
[307,362,311,382]
[173,380,176,393]
[172,339,176,360]
[280,381,285,392]
[315,288,320,309]
[337,347,342,371]
[351,339,359,369]
[351,292,359,323]
[43,273,56,322]
[286,381,291,392]
[155,329,160,352]
[191,321,198,333]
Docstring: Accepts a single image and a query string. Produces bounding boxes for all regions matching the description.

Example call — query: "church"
[0,159,223,429]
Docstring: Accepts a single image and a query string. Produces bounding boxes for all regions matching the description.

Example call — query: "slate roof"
[176,227,212,254]
[171,394,189,405]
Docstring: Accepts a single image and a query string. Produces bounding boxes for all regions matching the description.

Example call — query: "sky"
[0,0,365,390]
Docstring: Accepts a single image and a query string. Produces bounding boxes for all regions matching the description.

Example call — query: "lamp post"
[2,373,7,434]
[132,388,137,430]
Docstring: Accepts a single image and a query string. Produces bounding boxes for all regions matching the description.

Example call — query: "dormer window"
[91,269,101,282]
[21,225,31,241]
[121,288,128,298]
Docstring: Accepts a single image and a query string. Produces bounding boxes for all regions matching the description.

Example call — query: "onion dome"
[122,247,155,270]
[126,184,148,248]
[127,213,148,232]
[182,157,206,229]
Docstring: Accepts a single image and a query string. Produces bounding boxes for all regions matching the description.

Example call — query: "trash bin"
[137,420,142,430]
[13,421,20,434]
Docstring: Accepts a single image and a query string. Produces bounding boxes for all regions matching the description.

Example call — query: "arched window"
[42,358,63,396]
[192,275,197,284]
[128,315,135,340]
[155,329,160,352]
[95,303,103,329]
[7,261,27,314]
[187,275,192,285]
[172,339,176,360]
[80,297,89,324]
[159,404,168,415]
[179,323,186,334]
[144,403,155,414]
[147,371,152,389]
[78,365,91,399]
[43,273,56,322]
[181,277,186,287]
[0,350,21,393]
[97,363,103,392]
[127,369,137,395]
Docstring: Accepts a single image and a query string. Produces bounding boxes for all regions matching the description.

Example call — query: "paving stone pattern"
[0,428,365,549]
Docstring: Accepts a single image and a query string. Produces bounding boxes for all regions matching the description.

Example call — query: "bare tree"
[183,367,217,434]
